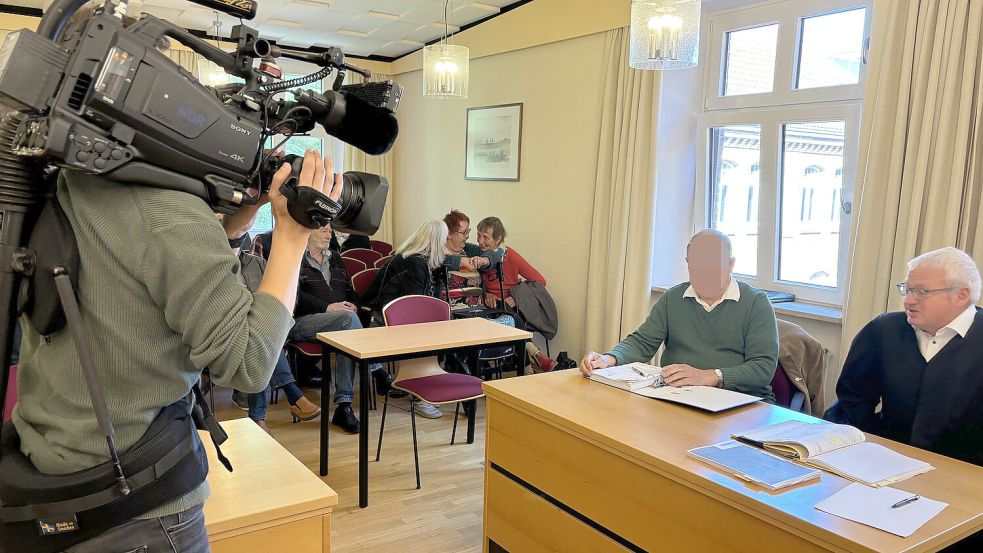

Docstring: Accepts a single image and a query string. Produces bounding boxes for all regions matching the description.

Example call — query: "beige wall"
[390,32,608,355]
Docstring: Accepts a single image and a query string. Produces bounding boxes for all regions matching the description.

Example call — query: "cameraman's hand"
[327,301,357,313]
[268,150,341,245]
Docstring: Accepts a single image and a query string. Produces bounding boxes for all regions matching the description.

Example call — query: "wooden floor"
[214,383,488,553]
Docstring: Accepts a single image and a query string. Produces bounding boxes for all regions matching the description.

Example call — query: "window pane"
[778,121,846,288]
[723,24,779,96]
[710,125,760,277]
[796,8,866,89]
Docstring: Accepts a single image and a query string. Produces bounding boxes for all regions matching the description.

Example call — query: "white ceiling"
[7,0,526,58]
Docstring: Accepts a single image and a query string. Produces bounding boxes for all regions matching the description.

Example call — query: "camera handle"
[277,155,342,229]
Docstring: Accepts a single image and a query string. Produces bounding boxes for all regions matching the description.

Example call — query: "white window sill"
[650,286,843,324]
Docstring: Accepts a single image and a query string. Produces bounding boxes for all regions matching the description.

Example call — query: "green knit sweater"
[12,171,294,518]
[608,281,778,402]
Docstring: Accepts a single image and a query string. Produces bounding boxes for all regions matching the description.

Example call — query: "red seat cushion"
[394,373,483,404]
[289,342,322,356]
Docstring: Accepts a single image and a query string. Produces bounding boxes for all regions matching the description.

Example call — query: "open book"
[732,420,934,487]
[589,363,759,412]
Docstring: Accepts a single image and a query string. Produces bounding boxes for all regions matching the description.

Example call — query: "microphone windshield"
[331,92,399,156]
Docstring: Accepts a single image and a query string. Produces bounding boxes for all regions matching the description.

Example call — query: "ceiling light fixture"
[423,0,469,99]
[629,0,702,70]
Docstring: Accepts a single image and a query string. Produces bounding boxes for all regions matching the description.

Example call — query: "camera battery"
[0,30,69,111]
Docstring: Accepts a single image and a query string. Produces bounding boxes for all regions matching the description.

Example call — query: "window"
[698,0,869,304]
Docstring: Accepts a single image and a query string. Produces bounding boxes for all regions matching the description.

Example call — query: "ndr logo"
[176,105,206,127]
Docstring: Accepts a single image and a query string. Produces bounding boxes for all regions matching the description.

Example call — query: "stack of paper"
[589,363,663,391]
[815,483,948,537]
[688,441,821,490]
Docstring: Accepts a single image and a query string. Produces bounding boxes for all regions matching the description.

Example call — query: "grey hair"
[908,247,981,304]
[686,229,734,259]
[395,219,448,270]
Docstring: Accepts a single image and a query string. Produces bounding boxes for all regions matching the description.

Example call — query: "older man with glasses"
[827,247,983,468]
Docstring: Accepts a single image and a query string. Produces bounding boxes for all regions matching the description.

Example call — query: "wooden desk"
[317,317,532,508]
[482,371,983,553]
[202,418,338,553]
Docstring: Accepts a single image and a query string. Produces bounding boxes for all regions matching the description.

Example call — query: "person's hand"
[471,256,490,269]
[504,296,516,308]
[459,257,477,271]
[579,352,615,377]
[327,301,357,313]
[661,364,716,387]
[268,150,341,246]
[484,293,497,309]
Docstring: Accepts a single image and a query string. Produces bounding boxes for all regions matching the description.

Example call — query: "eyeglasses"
[453,228,471,238]
[895,282,957,300]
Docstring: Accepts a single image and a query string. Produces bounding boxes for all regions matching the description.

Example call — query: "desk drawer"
[210,514,329,553]
[485,468,631,552]
[486,399,834,553]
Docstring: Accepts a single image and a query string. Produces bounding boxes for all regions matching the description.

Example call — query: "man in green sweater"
[580,230,779,401]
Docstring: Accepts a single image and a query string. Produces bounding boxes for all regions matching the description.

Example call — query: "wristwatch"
[713,369,724,388]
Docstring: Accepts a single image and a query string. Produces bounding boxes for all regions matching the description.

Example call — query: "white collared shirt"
[913,303,977,362]
[683,279,741,312]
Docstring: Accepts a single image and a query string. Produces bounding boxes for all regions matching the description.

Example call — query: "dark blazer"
[361,253,435,312]
[295,249,358,317]
[826,308,983,466]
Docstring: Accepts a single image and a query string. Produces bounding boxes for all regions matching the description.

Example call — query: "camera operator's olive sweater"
[12,171,294,518]
[608,281,779,401]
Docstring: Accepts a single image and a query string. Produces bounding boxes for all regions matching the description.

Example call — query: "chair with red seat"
[376,295,483,489]
[341,248,383,267]
[373,255,392,269]
[341,257,367,279]
[3,365,16,423]
[369,240,393,256]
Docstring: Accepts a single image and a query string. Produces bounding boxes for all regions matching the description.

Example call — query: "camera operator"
[12,150,339,552]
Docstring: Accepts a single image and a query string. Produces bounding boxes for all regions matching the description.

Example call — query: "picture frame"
[465,103,523,181]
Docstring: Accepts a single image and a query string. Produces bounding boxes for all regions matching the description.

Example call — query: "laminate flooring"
[214,383,487,553]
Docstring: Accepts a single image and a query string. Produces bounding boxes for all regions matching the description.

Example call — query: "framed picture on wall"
[465,103,523,181]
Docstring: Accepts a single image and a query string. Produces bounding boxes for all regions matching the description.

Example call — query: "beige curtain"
[342,72,396,245]
[581,28,661,353]
[843,0,983,346]
[164,49,200,76]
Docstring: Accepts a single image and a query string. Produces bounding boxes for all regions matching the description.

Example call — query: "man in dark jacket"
[291,225,393,433]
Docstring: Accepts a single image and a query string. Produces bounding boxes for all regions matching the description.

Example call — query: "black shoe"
[373,369,408,398]
[331,403,360,433]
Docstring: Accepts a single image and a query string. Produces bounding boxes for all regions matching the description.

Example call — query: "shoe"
[331,403,360,433]
[232,391,249,411]
[414,402,443,419]
[372,369,408,398]
[289,396,321,422]
[526,343,557,372]
[255,419,274,437]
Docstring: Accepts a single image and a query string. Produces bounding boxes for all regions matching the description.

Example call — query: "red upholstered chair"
[341,257,367,279]
[3,365,16,423]
[342,248,383,266]
[373,255,392,269]
[351,268,380,297]
[369,240,393,256]
[770,362,805,413]
[376,295,483,489]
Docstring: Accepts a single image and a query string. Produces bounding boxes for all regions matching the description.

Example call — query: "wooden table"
[202,418,338,553]
[317,317,532,508]
[482,371,983,553]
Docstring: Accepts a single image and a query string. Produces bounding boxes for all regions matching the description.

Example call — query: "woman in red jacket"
[476,217,547,308]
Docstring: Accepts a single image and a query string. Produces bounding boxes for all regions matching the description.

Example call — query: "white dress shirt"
[683,278,741,312]
[913,303,977,362]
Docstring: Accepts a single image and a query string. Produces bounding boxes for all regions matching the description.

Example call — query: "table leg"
[516,339,527,376]
[319,348,331,476]
[359,358,369,508]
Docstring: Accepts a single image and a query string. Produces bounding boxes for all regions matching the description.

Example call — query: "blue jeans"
[234,351,299,421]
[64,503,209,552]
[289,311,381,404]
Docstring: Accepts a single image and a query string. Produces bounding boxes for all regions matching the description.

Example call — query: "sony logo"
[230,123,252,136]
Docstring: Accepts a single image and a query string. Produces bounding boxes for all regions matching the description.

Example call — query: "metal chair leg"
[410,399,421,489]
[376,393,389,462]
[451,403,460,445]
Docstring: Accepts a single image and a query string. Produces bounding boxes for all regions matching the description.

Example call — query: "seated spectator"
[337,231,371,251]
[826,247,983,467]
[227,229,321,434]
[476,217,547,309]
[291,224,394,433]
[579,229,779,401]
[361,219,448,419]
[443,209,500,272]
[250,228,273,261]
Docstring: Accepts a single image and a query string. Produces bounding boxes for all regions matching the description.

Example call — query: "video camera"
[0,0,402,233]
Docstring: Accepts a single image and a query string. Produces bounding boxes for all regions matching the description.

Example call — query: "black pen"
[891,495,919,509]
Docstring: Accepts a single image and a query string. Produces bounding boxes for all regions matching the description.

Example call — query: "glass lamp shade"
[629,0,701,70]
[423,44,470,98]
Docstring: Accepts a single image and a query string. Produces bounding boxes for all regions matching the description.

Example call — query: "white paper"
[810,442,933,486]
[633,385,760,412]
[815,483,948,537]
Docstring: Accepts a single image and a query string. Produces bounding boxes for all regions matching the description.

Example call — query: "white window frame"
[696,0,871,305]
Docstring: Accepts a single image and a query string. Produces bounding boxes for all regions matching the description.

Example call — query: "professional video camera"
[0,0,402,550]
[0,0,401,232]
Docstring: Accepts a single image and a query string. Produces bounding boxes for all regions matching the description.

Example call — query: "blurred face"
[902,265,969,335]
[447,220,470,252]
[686,234,735,301]
[477,227,501,251]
